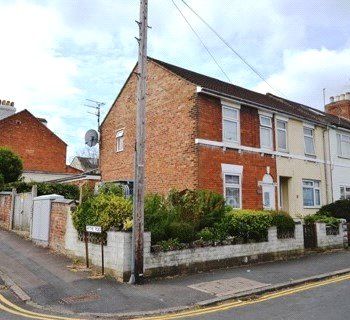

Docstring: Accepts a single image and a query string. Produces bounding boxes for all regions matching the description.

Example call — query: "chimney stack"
[0,99,16,120]
[325,92,350,121]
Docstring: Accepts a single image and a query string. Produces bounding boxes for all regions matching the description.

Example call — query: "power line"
[180,0,286,97]
[171,0,232,84]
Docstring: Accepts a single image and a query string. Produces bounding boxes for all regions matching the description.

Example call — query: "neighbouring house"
[70,156,99,172]
[100,58,350,216]
[0,101,82,182]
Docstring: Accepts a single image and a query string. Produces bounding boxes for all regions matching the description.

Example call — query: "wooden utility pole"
[130,0,148,285]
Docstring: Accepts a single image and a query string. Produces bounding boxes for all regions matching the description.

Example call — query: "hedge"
[1,181,79,200]
[317,199,350,222]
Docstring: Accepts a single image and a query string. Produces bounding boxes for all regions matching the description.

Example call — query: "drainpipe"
[322,128,330,204]
[328,128,334,203]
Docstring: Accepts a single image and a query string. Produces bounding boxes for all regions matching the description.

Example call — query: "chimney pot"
[340,94,345,101]
[330,96,335,103]
[345,92,350,100]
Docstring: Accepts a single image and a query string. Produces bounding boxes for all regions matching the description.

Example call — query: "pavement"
[0,228,350,318]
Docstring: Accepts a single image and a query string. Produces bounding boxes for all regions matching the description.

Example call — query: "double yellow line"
[136,273,350,320]
[0,294,82,319]
[0,273,350,319]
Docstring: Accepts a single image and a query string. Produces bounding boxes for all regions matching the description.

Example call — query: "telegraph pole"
[130,0,148,284]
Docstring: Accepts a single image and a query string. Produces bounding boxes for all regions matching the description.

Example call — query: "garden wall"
[0,191,14,229]
[316,220,348,249]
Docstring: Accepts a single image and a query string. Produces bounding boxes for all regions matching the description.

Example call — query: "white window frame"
[302,179,321,208]
[340,185,350,200]
[337,133,350,158]
[116,129,124,152]
[276,119,288,152]
[303,126,316,156]
[222,104,240,145]
[259,115,273,150]
[223,173,242,209]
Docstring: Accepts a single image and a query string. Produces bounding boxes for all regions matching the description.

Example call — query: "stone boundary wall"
[0,191,14,229]
[316,220,348,249]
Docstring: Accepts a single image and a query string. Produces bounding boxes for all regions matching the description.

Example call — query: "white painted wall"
[328,128,350,201]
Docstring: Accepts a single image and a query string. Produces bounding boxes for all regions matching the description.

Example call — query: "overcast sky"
[1,0,350,160]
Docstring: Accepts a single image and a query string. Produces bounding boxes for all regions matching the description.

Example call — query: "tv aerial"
[85,129,99,147]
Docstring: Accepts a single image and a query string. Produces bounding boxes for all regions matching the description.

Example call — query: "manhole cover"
[188,277,269,296]
[61,293,100,304]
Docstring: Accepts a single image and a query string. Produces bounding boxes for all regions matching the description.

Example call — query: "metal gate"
[347,223,350,246]
[303,224,317,249]
[13,192,33,231]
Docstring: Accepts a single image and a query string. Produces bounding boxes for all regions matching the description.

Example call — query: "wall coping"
[52,198,76,205]
[0,192,12,195]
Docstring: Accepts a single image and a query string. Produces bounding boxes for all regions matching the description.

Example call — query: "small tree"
[0,148,23,183]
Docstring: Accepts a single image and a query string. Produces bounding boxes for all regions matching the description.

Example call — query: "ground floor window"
[302,180,321,207]
[340,186,350,200]
[224,174,241,208]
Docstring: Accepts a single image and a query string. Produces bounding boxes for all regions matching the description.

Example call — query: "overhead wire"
[171,0,232,84]
[179,0,286,97]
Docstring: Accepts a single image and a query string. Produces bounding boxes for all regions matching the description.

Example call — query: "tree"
[0,147,23,183]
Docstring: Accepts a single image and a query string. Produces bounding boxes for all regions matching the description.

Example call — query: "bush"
[270,211,295,233]
[304,213,340,227]
[98,182,124,196]
[1,181,79,200]
[72,193,132,232]
[196,228,215,242]
[0,174,4,190]
[168,221,196,243]
[317,199,350,222]
[0,147,23,183]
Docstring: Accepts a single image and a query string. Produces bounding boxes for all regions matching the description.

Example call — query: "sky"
[1,0,350,161]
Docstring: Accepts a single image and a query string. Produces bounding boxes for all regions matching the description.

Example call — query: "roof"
[73,157,99,171]
[104,57,350,131]
[0,109,67,145]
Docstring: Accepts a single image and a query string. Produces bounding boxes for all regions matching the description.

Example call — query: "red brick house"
[0,106,81,182]
[101,58,292,210]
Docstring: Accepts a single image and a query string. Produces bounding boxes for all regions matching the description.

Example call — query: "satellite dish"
[85,129,99,147]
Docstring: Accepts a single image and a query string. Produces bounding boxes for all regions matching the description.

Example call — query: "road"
[0,274,349,319]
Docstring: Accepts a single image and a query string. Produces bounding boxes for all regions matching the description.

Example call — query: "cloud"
[254,48,350,108]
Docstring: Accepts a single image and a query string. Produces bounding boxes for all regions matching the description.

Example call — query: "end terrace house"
[100,58,350,216]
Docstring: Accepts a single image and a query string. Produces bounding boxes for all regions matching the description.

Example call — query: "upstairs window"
[116,129,124,152]
[302,180,321,207]
[276,119,288,151]
[340,186,350,200]
[224,174,241,208]
[303,127,316,156]
[337,133,350,158]
[222,106,239,143]
[260,115,273,149]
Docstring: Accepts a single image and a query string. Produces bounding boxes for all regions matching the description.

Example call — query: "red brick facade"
[100,61,198,193]
[100,60,277,209]
[0,110,80,174]
[49,201,72,253]
[0,193,12,229]
[325,100,350,121]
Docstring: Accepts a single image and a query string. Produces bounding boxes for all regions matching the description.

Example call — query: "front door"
[262,183,275,210]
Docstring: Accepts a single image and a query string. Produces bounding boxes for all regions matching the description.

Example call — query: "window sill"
[303,206,321,209]
[304,153,316,158]
[338,155,350,160]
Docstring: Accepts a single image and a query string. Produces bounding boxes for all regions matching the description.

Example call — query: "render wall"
[0,192,13,229]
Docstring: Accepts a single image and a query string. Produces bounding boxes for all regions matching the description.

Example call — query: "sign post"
[85,226,104,275]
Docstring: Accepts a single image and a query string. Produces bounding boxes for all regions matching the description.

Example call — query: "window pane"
[342,134,350,143]
[340,187,345,200]
[303,181,313,186]
[223,119,238,142]
[303,127,313,136]
[226,187,240,208]
[277,129,287,150]
[314,181,320,188]
[225,175,239,184]
[223,107,238,119]
[260,116,272,127]
[260,127,272,148]
[341,140,350,157]
[305,136,315,154]
[277,120,286,130]
[315,189,321,206]
[264,192,271,207]
[303,187,314,206]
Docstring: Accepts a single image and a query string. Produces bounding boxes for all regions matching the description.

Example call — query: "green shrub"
[0,147,23,183]
[270,211,295,233]
[168,221,196,243]
[98,182,124,196]
[304,213,340,227]
[317,200,350,222]
[1,181,79,200]
[72,193,132,232]
[196,228,215,242]
[0,174,4,190]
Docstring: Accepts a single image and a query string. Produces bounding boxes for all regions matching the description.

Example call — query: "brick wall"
[0,110,69,173]
[196,94,277,209]
[49,201,73,253]
[0,193,12,229]
[325,100,350,121]
[100,61,198,194]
